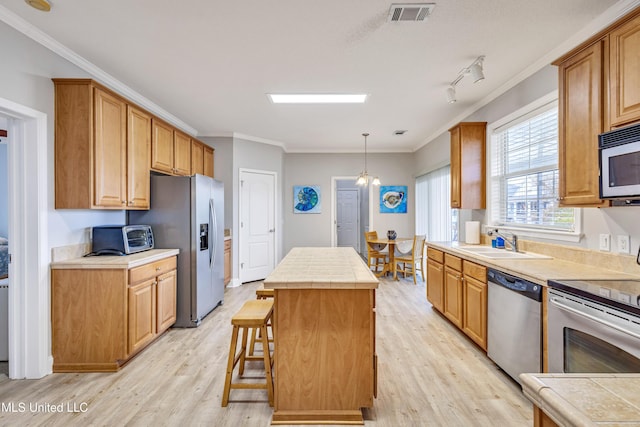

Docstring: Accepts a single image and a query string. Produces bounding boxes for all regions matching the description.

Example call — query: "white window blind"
[416,165,457,241]
[491,102,575,231]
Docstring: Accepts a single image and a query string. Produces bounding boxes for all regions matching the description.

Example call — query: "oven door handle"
[549,296,640,340]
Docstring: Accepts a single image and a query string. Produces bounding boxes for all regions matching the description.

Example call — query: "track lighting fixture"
[446,55,485,103]
[446,86,456,104]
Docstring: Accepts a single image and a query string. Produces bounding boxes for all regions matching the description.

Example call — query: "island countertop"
[263,246,378,289]
[520,373,640,426]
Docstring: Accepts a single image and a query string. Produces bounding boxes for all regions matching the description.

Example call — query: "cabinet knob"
[121,200,126,204]
[156,267,161,271]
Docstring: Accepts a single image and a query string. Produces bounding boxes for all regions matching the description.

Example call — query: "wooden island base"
[264,247,378,426]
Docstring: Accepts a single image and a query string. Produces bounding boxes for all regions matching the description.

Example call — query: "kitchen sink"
[455,245,552,260]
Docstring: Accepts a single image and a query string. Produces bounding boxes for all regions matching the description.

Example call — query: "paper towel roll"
[465,221,480,244]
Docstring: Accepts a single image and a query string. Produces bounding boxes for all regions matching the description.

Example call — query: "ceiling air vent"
[387,3,436,22]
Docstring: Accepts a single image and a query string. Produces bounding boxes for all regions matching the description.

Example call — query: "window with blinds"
[491,102,575,231]
[416,165,458,241]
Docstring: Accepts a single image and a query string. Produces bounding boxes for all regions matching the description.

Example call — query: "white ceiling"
[0,0,634,152]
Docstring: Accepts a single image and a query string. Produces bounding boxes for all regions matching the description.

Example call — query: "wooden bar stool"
[221,299,274,407]
[249,285,275,356]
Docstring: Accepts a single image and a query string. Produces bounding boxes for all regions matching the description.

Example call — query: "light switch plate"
[599,233,611,251]
[617,235,630,254]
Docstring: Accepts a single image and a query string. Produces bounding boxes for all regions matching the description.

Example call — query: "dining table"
[367,237,412,280]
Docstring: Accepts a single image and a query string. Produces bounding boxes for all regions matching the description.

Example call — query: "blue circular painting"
[295,186,319,212]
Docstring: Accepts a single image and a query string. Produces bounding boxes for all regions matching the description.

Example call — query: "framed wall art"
[380,185,407,213]
[293,185,321,214]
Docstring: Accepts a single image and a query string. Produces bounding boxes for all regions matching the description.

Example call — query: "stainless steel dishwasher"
[487,268,542,384]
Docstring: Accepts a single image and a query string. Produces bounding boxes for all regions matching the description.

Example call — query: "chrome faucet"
[488,229,519,252]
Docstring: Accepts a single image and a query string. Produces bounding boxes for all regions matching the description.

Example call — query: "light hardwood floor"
[0,277,532,426]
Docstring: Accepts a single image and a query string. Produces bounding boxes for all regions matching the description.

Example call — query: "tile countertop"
[263,247,379,289]
[426,241,640,286]
[50,248,179,270]
[520,373,640,426]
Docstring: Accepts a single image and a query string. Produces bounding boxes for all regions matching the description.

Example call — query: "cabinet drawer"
[463,260,487,282]
[444,253,462,271]
[129,256,177,285]
[426,247,444,263]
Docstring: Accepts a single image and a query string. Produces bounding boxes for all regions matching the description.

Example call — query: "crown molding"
[0,5,198,136]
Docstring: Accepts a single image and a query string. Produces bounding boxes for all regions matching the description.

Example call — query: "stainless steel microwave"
[91,225,154,256]
[599,122,640,200]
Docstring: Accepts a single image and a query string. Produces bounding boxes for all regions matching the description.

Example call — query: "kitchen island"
[263,247,378,425]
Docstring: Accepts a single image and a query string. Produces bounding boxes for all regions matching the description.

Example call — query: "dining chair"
[364,231,389,275]
[395,234,426,284]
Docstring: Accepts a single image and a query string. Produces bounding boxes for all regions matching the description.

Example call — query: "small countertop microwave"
[599,122,640,201]
[91,225,154,256]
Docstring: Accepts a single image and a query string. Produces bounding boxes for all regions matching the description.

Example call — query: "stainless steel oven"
[547,279,640,373]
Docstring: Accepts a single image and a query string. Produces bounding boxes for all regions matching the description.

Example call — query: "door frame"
[238,168,277,285]
[0,97,50,379]
[330,176,373,248]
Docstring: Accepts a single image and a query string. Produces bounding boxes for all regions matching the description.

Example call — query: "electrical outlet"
[599,233,611,252]
[617,235,630,254]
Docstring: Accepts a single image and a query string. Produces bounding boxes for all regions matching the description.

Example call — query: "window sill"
[483,225,582,244]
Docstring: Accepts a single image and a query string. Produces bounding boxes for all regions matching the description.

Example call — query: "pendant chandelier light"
[355,133,380,186]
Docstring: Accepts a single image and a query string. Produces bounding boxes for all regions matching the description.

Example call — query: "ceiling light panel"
[268,94,367,104]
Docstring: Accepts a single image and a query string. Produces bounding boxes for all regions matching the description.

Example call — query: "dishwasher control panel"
[488,269,542,301]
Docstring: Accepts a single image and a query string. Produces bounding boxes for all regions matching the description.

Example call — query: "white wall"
[0,141,7,238]
[201,136,233,231]
[0,21,125,252]
[413,64,640,255]
[284,152,414,253]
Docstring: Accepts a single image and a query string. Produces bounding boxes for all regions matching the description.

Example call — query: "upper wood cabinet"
[556,40,609,207]
[449,122,487,209]
[192,141,214,177]
[553,7,640,207]
[151,119,175,174]
[151,120,191,176]
[126,106,151,209]
[174,131,192,176]
[609,12,640,127]
[53,79,149,209]
[204,145,214,178]
[191,139,204,175]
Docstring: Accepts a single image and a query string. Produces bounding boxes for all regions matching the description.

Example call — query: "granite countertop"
[426,241,640,286]
[50,248,179,270]
[521,373,640,426]
[263,247,379,289]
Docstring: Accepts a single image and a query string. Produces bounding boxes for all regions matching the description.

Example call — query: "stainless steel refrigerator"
[128,174,224,327]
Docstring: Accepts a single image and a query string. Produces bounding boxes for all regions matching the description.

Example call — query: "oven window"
[564,328,640,373]
[127,229,150,247]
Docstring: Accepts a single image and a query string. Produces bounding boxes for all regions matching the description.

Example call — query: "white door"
[240,170,276,283]
[337,189,359,251]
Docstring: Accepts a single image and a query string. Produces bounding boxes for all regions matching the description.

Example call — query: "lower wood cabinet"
[51,255,177,372]
[443,254,464,329]
[462,260,487,350]
[426,247,488,351]
[426,258,444,312]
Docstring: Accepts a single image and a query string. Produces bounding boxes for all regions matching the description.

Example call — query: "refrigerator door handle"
[209,198,217,267]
